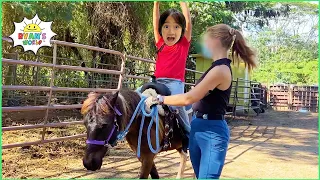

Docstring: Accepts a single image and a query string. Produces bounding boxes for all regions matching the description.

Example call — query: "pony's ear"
[110,91,119,105]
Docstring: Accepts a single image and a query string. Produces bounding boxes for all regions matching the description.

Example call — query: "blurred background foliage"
[2,1,318,91]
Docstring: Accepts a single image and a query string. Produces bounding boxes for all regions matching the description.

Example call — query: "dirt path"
[2,110,318,179]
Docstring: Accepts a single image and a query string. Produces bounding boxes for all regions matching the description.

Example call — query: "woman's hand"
[145,96,160,108]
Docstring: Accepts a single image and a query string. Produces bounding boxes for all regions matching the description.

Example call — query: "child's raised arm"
[153,1,161,43]
[180,2,192,41]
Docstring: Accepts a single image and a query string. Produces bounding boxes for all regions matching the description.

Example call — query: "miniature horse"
[81,89,188,179]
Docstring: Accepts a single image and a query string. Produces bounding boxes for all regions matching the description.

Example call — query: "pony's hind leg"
[139,153,156,179]
[176,148,188,179]
[150,163,159,179]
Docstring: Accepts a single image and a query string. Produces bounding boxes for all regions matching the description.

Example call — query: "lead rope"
[117,95,161,158]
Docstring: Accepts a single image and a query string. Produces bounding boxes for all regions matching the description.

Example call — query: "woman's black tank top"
[192,58,232,115]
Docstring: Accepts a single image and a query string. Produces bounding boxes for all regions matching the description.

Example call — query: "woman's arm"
[153,1,161,43]
[162,65,231,106]
[180,2,192,41]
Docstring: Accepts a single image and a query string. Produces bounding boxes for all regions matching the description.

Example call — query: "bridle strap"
[102,96,122,116]
[86,124,116,146]
[86,94,122,146]
[106,125,116,142]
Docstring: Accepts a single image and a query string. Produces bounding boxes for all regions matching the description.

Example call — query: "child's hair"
[158,9,186,40]
[206,24,257,71]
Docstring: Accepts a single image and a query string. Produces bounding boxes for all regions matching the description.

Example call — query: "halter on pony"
[85,95,122,147]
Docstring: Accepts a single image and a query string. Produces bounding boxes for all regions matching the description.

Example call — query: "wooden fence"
[269,84,318,112]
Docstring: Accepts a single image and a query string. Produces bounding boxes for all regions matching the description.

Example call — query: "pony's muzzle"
[83,156,102,171]
[83,152,103,171]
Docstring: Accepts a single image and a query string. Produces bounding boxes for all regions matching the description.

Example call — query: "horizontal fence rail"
[2,104,82,112]
[3,121,84,132]
[2,37,203,149]
[2,85,117,93]
[3,58,123,75]
[3,134,86,149]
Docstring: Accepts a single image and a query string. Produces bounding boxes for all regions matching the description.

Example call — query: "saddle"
[140,76,188,151]
[140,76,171,96]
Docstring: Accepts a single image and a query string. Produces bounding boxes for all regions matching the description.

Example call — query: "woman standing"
[145,24,256,179]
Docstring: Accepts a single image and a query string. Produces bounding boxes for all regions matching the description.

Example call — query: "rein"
[117,95,161,158]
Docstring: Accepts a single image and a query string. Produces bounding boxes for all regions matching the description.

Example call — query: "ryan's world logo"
[9,14,56,54]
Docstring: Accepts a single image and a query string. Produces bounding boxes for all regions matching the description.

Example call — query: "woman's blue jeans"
[189,118,230,179]
[136,78,191,135]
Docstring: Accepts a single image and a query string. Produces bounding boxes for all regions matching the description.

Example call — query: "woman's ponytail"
[231,29,257,71]
[206,24,257,71]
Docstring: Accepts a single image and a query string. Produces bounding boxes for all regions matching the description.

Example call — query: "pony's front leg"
[176,150,188,179]
[139,154,157,179]
[150,163,160,179]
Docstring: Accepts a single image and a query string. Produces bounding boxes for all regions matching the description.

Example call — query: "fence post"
[33,56,40,105]
[41,43,57,141]
[288,84,293,110]
[117,53,126,90]
[232,79,239,120]
[247,80,252,117]
[13,52,18,85]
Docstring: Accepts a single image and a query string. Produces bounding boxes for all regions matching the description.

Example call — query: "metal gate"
[2,37,203,149]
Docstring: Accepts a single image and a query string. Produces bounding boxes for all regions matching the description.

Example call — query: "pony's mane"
[81,92,111,116]
[81,91,128,128]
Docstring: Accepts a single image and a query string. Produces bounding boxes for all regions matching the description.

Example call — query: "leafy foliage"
[2,1,318,93]
[250,30,318,85]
